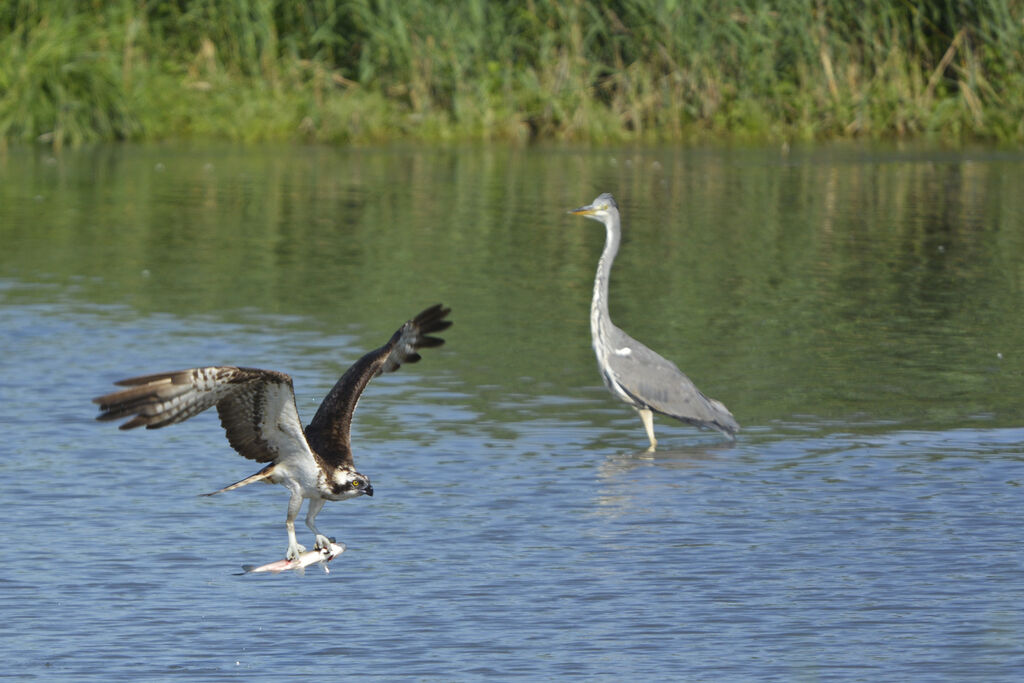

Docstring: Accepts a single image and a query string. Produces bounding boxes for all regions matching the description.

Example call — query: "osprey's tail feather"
[201,464,276,496]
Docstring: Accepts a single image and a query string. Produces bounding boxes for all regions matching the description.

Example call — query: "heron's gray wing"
[94,366,312,463]
[304,304,451,469]
[603,328,739,436]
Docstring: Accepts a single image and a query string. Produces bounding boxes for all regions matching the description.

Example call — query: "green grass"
[2,0,1023,147]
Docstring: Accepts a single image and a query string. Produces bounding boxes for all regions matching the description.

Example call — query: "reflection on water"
[2,144,1023,679]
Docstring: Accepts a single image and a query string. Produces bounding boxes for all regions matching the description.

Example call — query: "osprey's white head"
[330,468,373,500]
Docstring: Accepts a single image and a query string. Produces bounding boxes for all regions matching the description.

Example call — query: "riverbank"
[2,1,1022,148]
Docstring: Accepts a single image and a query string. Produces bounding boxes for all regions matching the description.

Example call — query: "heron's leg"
[637,407,657,451]
[305,498,333,550]
[284,491,306,560]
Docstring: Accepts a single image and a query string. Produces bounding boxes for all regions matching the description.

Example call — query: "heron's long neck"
[590,218,619,347]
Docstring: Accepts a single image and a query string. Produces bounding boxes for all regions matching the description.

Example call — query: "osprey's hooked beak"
[363,483,374,497]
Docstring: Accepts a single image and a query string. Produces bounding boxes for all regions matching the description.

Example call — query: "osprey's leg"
[637,407,657,451]
[284,491,307,561]
[305,498,333,550]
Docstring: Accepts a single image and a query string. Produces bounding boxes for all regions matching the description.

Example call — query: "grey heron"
[569,193,738,448]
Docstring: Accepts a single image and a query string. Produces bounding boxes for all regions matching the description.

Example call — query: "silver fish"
[241,542,346,575]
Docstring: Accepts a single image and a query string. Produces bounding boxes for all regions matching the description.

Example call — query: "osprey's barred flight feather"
[94,304,452,561]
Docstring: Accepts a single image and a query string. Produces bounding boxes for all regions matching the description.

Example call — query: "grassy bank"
[2,1,1023,148]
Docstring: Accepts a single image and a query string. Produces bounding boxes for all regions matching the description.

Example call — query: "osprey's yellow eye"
[352,480,362,488]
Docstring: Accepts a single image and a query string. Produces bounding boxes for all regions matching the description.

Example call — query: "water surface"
[1,143,1022,680]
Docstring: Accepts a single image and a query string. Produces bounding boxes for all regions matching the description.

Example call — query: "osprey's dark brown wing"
[304,304,452,469]
[93,366,313,464]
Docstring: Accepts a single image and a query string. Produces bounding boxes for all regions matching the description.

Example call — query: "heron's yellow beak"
[569,204,597,216]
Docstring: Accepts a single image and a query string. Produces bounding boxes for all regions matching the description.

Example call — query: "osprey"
[93,304,451,560]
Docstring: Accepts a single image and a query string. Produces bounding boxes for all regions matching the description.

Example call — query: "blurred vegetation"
[5,144,1024,426]
[1,0,1023,148]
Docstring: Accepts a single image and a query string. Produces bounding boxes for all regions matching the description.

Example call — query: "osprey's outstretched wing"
[93,366,310,464]
[304,304,452,469]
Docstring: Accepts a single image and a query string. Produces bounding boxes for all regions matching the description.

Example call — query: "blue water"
[1,300,1021,680]
[2,144,1024,680]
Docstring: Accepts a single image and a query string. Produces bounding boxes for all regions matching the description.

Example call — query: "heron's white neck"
[590,216,620,349]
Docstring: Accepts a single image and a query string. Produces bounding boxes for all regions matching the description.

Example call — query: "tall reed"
[1,0,1022,147]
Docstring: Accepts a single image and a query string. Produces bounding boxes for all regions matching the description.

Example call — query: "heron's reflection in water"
[591,439,734,517]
